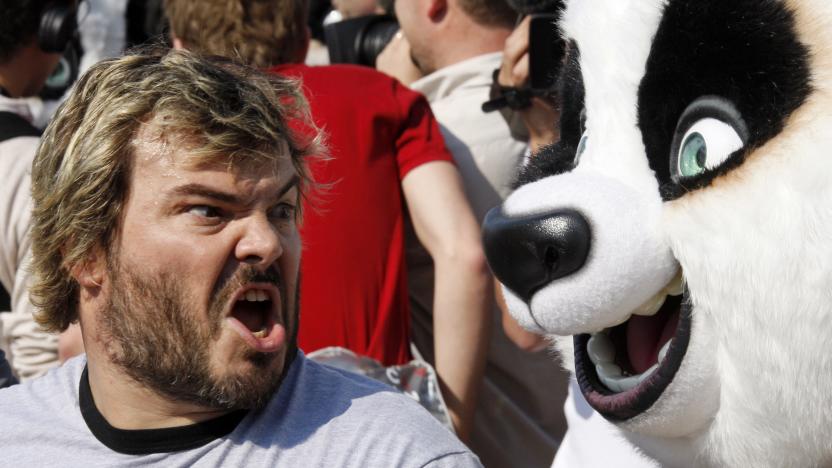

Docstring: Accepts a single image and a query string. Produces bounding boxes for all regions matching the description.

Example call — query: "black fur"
[515,42,584,188]
[638,0,812,199]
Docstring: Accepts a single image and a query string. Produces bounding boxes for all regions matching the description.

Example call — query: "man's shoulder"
[245,355,481,466]
[0,356,82,409]
[0,357,86,444]
[287,355,424,415]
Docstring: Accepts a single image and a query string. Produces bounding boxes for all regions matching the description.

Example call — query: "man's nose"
[234,214,283,268]
[482,206,591,303]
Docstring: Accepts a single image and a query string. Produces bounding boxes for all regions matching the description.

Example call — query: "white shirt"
[0,95,59,380]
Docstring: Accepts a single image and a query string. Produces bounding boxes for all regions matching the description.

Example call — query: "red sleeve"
[391,80,455,179]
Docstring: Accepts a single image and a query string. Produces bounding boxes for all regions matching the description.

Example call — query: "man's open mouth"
[573,271,692,420]
[226,284,286,353]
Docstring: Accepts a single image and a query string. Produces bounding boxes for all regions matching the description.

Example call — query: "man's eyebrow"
[277,175,301,199]
[169,176,300,204]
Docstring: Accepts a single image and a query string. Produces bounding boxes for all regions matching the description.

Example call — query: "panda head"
[484,0,832,464]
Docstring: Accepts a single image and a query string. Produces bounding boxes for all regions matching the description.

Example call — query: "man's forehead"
[131,121,294,179]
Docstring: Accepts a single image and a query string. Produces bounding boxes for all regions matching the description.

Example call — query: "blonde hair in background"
[30,48,323,332]
[163,0,309,68]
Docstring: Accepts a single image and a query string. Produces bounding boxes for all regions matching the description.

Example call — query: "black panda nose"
[482,206,591,303]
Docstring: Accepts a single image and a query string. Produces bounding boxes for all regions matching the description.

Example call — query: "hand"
[376,32,424,86]
[498,16,531,89]
[498,16,560,153]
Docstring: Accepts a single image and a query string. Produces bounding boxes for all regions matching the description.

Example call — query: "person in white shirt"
[377,1,570,466]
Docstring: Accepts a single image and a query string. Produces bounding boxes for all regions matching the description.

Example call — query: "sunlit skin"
[77,126,302,429]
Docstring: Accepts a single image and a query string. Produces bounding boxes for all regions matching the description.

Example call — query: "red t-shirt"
[271,64,453,365]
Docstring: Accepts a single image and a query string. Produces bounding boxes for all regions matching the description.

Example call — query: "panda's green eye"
[678,132,707,177]
[672,117,744,181]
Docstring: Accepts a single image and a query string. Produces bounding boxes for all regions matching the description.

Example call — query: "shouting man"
[0,49,480,467]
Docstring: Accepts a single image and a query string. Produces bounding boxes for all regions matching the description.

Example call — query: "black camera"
[528,13,564,92]
[482,2,565,113]
[324,14,399,68]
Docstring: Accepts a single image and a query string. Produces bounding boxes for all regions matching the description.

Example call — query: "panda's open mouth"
[573,271,692,420]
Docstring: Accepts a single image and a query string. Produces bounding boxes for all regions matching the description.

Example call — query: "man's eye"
[271,203,296,221]
[188,205,223,219]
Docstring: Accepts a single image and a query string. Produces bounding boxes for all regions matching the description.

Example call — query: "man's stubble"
[99,256,299,411]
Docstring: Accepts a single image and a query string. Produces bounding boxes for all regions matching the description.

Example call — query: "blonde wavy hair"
[164,0,309,68]
[30,49,322,332]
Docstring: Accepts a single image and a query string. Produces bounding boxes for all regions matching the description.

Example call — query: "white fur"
[502,172,676,335]
[498,0,832,466]
[499,0,677,337]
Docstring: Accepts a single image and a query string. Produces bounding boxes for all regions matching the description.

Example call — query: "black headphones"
[38,1,79,54]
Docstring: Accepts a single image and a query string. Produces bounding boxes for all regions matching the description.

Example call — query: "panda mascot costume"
[482,0,832,466]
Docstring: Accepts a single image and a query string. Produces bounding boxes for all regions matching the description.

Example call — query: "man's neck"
[85,352,230,430]
[430,23,511,73]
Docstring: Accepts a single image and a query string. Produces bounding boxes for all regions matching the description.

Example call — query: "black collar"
[0,87,10,98]
[78,366,248,455]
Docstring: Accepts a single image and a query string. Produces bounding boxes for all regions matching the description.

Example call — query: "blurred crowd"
[0,1,570,467]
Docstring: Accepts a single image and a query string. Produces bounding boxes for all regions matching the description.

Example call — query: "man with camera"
[0,0,82,383]
[377,0,569,466]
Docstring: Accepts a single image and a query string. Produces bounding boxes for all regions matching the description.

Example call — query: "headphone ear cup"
[38,3,78,54]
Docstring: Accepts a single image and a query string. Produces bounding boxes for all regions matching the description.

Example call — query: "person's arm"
[401,161,490,442]
[494,278,549,352]
[1,138,59,380]
[58,322,85,362]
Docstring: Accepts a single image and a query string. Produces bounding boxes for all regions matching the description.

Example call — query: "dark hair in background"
[0,0,52,62]
[126,0,170,48]
[376,0,394,15]
[309,0,332,43]
[458,0,518,29]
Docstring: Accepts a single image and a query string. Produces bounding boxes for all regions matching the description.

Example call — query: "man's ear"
[427,0,447,22]
[69,247,106,290]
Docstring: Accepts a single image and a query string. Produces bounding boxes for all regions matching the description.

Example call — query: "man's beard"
[100,258,298,411]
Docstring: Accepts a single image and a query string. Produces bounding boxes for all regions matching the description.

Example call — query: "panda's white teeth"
[588,331,674,393]
[665,271,684,297]
[587,333,615,363]
[632,292,667,316]
[657,339,672,364]
[631,271,684,317]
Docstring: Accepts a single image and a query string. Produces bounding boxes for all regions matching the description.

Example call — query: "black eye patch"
[637,0,811,199]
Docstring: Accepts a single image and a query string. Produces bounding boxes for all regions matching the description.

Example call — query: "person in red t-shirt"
[163,0,491,440]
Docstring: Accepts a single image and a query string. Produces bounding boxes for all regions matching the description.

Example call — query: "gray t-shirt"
[0,353,481,467]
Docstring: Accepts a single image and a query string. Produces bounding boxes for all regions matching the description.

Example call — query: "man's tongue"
[227,301,285,353]
[626,309,680,374]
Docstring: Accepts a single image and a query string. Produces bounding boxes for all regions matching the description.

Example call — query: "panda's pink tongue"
[626,309,680,374]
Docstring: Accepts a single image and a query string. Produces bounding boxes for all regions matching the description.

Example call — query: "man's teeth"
[252,327,268,338]
[588,331,674,393]
[243,290,269,302]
